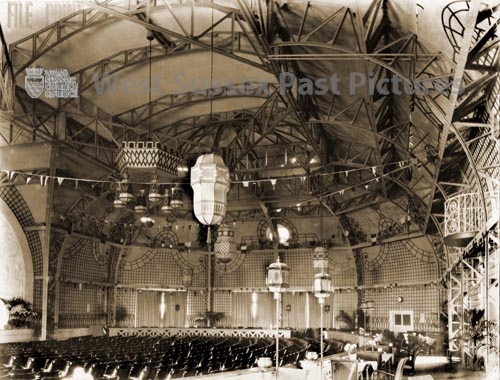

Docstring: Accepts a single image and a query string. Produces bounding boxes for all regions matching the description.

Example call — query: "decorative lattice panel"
[362,238,438,286]
[119,249,206,288]
[214,248,356,288]
[123,249,157,271]
[186,290,206,322]
[61,239,108,282]
[116,287,137,326]
[59,282,106,315]
[213,291,232,326]
[363,286,441,332]
[111,327,290,338]
[214,250,275,288]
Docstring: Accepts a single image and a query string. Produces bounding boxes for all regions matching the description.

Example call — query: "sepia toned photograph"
[0,1,499,379]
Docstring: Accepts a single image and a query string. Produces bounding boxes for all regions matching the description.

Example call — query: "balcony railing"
[444,193,484,247]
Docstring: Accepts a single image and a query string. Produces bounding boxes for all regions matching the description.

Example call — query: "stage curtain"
[282,292,308,328]
[163,292,187,327]
[136,290,161,327]
[308,292,334,329]
[232,292,275,328]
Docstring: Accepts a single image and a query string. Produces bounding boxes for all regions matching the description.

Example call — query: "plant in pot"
[115,306,128,327]
[461,308,499,373]
[335,310,356,331]
[194,311,225,327]
[0,297,38,329]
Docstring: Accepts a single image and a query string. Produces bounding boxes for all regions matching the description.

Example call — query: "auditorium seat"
[0,334,318,378]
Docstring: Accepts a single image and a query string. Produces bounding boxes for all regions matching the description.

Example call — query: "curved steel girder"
[145,106,306,152]
[272,41,488,219]
[115,94,272,137]
[382,176,447,242]
[312,119,449,196]
[9,3,267,78]
[113,80,277,124]
[236,0,326,166]
[82,2,268,70]
[68,45,269,103]
[11,9,115,77]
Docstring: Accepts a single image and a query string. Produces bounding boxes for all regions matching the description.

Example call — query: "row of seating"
[0,334,327,379]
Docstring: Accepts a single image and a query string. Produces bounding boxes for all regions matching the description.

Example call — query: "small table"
[381,353,394,370]
[357,360,378,379]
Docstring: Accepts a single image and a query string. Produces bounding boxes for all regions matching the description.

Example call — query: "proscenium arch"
[0,197,34,303]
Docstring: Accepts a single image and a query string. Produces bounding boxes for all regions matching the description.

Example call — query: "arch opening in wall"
[0,198,34,307]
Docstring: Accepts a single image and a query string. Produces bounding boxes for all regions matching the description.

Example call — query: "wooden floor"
[411,356,488,380]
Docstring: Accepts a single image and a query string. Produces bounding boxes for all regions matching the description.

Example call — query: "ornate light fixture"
[170,184,184,209]
[116,141,185,176]
[266,257,290,373]
[267,258,290,293]
[313,272,332,300]
[134,189,148,215]
[116,34,186,177]
[182,267,193,287]
[190,153,230,225]
[119,174,134,203]
[113,190,125,209]
[148,175,162,203]
[161,188,173,215]
[213,223,236,263]
[313,246,329,273]
[140,215,155,228]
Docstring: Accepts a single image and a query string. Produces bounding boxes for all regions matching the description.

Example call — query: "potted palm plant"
[194,311,225,327]
[0,297,38,329]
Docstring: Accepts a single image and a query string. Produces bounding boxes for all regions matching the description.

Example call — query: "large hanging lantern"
[190,153,230,225]
[161,188,173,215]
[266,258,290,294]
[170,184,184,209]
[213,224,237,263]
[313,246,329,275]
[313,273,332,302]
[313,246,331,302]
[148,175,162,203]
[134,189,148,214]
[182,267,193,287]
[119,174,134,203]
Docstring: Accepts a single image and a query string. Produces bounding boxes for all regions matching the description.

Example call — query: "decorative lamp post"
[266,257,290,374]
[313,246,331,377]
[190,153,230,225]
[134,189,147,215]
[119,174,133,203]
[148,175,162,203]
[170,184,184,209]
[213,224,236,264]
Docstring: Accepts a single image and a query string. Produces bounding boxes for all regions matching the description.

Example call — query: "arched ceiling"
[1,0,499,241]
